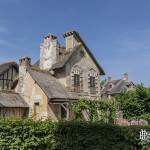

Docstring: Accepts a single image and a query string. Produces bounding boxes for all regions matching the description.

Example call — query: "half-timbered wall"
[0,67,18,90]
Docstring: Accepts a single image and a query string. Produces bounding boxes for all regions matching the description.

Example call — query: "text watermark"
[140,129,150,143]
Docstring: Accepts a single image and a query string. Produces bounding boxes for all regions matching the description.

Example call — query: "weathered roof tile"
[0,91,28,107]
[28,67,77,102]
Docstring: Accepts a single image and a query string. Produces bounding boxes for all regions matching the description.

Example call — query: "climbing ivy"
[70,98,118,123]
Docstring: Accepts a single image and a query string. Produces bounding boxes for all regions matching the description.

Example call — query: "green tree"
[116,85,150,123]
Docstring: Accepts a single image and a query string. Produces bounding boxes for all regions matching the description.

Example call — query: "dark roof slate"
[101,79,121,93]
[51,45,80,70]
[102,79,135,94]
[109,80,127,94]
[28,67,77,102]
[0,91,28,108]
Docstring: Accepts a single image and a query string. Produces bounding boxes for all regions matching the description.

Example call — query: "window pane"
[74,74,80,92]
[90,76,95,87]
[89,76,96,94]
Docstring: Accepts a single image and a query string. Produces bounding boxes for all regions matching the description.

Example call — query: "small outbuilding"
[0,91,29,118]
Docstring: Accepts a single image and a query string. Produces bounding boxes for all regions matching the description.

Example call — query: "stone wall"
[115,118,148,126]
[55,45,101,99]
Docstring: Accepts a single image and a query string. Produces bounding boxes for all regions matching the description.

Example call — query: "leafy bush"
[0,119,149,150]
[116,85,150,123]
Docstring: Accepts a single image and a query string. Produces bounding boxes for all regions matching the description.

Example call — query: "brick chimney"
[122,73,128,81]
[40,33,58,70]
[16,57,31,94]
[63,30,79,51]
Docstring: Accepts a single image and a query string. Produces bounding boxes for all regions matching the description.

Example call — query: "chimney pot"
[63,30,79,50]
[123,73,128,81]
[19,57,31,67]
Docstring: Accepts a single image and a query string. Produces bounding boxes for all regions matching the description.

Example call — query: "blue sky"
[0,0,150,86]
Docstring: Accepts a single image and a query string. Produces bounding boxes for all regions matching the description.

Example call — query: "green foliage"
[0,119,149,150]
[71,98,117,123]
[0,119,56,150]
[116,85,150,123]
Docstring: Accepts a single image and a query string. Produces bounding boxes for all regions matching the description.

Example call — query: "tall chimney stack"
[40,33,58,70]
[16,57,31,94]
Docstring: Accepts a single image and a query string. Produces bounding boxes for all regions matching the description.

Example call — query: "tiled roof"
[51,44,80,70]
[102,79,135,94]
[28,67,77,102]
[0,91,28,107]
[101,79,121,93]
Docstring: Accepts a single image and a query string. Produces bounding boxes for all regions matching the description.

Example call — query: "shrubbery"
[116,85,150,123]
[0,119,149,150]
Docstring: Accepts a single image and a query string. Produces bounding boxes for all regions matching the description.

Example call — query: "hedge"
[0,119,149,150]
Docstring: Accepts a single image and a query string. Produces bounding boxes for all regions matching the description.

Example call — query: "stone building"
[0,30,105,120]
[101,73,136,99]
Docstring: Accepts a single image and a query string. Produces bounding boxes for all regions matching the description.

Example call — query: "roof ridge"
[0,61,17,66]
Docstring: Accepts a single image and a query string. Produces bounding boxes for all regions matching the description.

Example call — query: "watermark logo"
[140,129,150,143]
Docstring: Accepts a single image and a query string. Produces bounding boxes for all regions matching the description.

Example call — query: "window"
[71,65,82,93]
[74,74,80,92]
[88,69,98,94]
[90,76,95,87]
[61,105,67,120]
[89,76,96,94]
[34,103,40,120]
